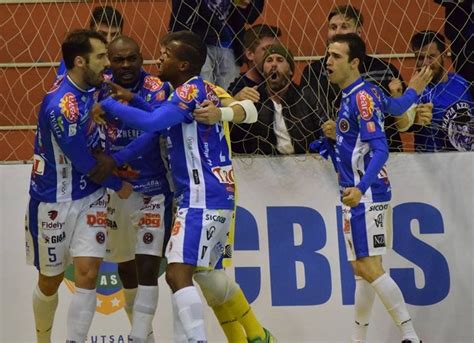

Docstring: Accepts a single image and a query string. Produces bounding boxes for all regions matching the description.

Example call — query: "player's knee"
[74,260,101,288]
[352,258,385,283]
[194,269,239,307]
[165,263,194,292]
[136,254,160,285]
[38,272,64,296]
[117,260,138,289]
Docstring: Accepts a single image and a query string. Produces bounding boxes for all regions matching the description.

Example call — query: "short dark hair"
[328,5,363,27]
[160,31,207,75]
[331,33,366,63]
[243,24,282,52]
[411,30,446,53]
[62,29,107,70]
[89,6,124,31]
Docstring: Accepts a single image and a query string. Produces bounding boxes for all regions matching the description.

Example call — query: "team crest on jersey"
[143,76,164,92]
[339,118,350,133]
[64,263,126,315]
[59,92,80,123]
[176,83,198,103]
[356,91,375,120]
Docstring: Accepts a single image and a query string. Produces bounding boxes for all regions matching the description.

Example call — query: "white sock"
[171,295,188,343]
[129,285,159,342]
[371,273,419,341]
[66,287,97,343]
[172,286,207,342]
[33,285,59,343]
[123,287,138,324]
[352,277,375,343]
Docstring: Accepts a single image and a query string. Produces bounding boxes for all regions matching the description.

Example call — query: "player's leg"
[128,193,172,343]
[26,197,70,343]
[106,191,140,325]
[348,202,420,343]
[165,208,233,342]
[194,269,273,343]
[66,189,108,343]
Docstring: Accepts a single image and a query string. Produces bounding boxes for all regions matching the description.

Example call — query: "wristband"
[220,107,234,122]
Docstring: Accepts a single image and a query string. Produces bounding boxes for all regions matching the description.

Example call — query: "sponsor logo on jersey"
[369,203,389,211]
[206,225,216,240]
[48,210,58,220]
[41,220,65,230]
[212,165,235,185]
[42,231,66,244]
[90,195,108,208]
[356,90,375,120]
[155,90,166,102]
[204,83,220,105]
[33,154,45,176]
[374,213,384,228]
[143,232,154,244]
[205,213,227,223]
[343,218,351,233]
[59,92,80,123]
[176,83,198,103]
[339,118,350,133]
[373,234,385,248]
[172,220,181,236]
[143,76,164,92]
[366,121,376,133]
[87,211,107,227]
[96,231,106,244]
[138,213,161,228]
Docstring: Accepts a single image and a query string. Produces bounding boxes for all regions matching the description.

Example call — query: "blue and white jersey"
[101,76,235,209]
[30,76,122,203]
[104,70,172,196]
[416,73,473,152]
[165,77,234,209]
[335,78,391,203]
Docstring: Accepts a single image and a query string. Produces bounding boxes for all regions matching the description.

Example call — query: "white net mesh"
[1,0,472,162]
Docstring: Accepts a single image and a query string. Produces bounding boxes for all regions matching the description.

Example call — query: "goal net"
[1,0,472,163]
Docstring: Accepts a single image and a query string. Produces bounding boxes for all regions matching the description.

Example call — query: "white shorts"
[166,208,234,268]
[342,202,393,261]
[25,189,107,277]
[105,190,172,263]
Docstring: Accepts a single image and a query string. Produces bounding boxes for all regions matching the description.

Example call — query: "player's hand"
[234,86,260,102]
[105,80,134,102]
[322,119,337,140]
[193,100,222,125]
[342,187,363,207]
[117,181,133,199]
[88,151,117,184]
[414,102,433,126]
[92,103,107,125]
[388,78,403,97]
[407,66,433,95]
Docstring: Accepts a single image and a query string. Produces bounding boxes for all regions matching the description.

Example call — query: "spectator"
[169,0,265,90]
[434,0,473,97]
[228,24,282,94]
[231,44,325,155]
[300,5,406,151]
[56,5,124,78]
[410,30,473,152]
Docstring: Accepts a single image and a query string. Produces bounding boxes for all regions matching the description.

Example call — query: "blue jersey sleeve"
[356,137,389,194]
[47,108,122,191]
[355,91,386,141]
[382,88,418,116]
[112,132,160,166]
[101,97,190,132]
[56,60,67,81]
[129,94,154,112]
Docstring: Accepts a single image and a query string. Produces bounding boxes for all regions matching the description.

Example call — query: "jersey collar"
[342,77,365,98]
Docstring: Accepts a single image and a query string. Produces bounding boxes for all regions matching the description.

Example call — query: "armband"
[220,107,234,122]
[229,99,258,124]
[397,104,416,132]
